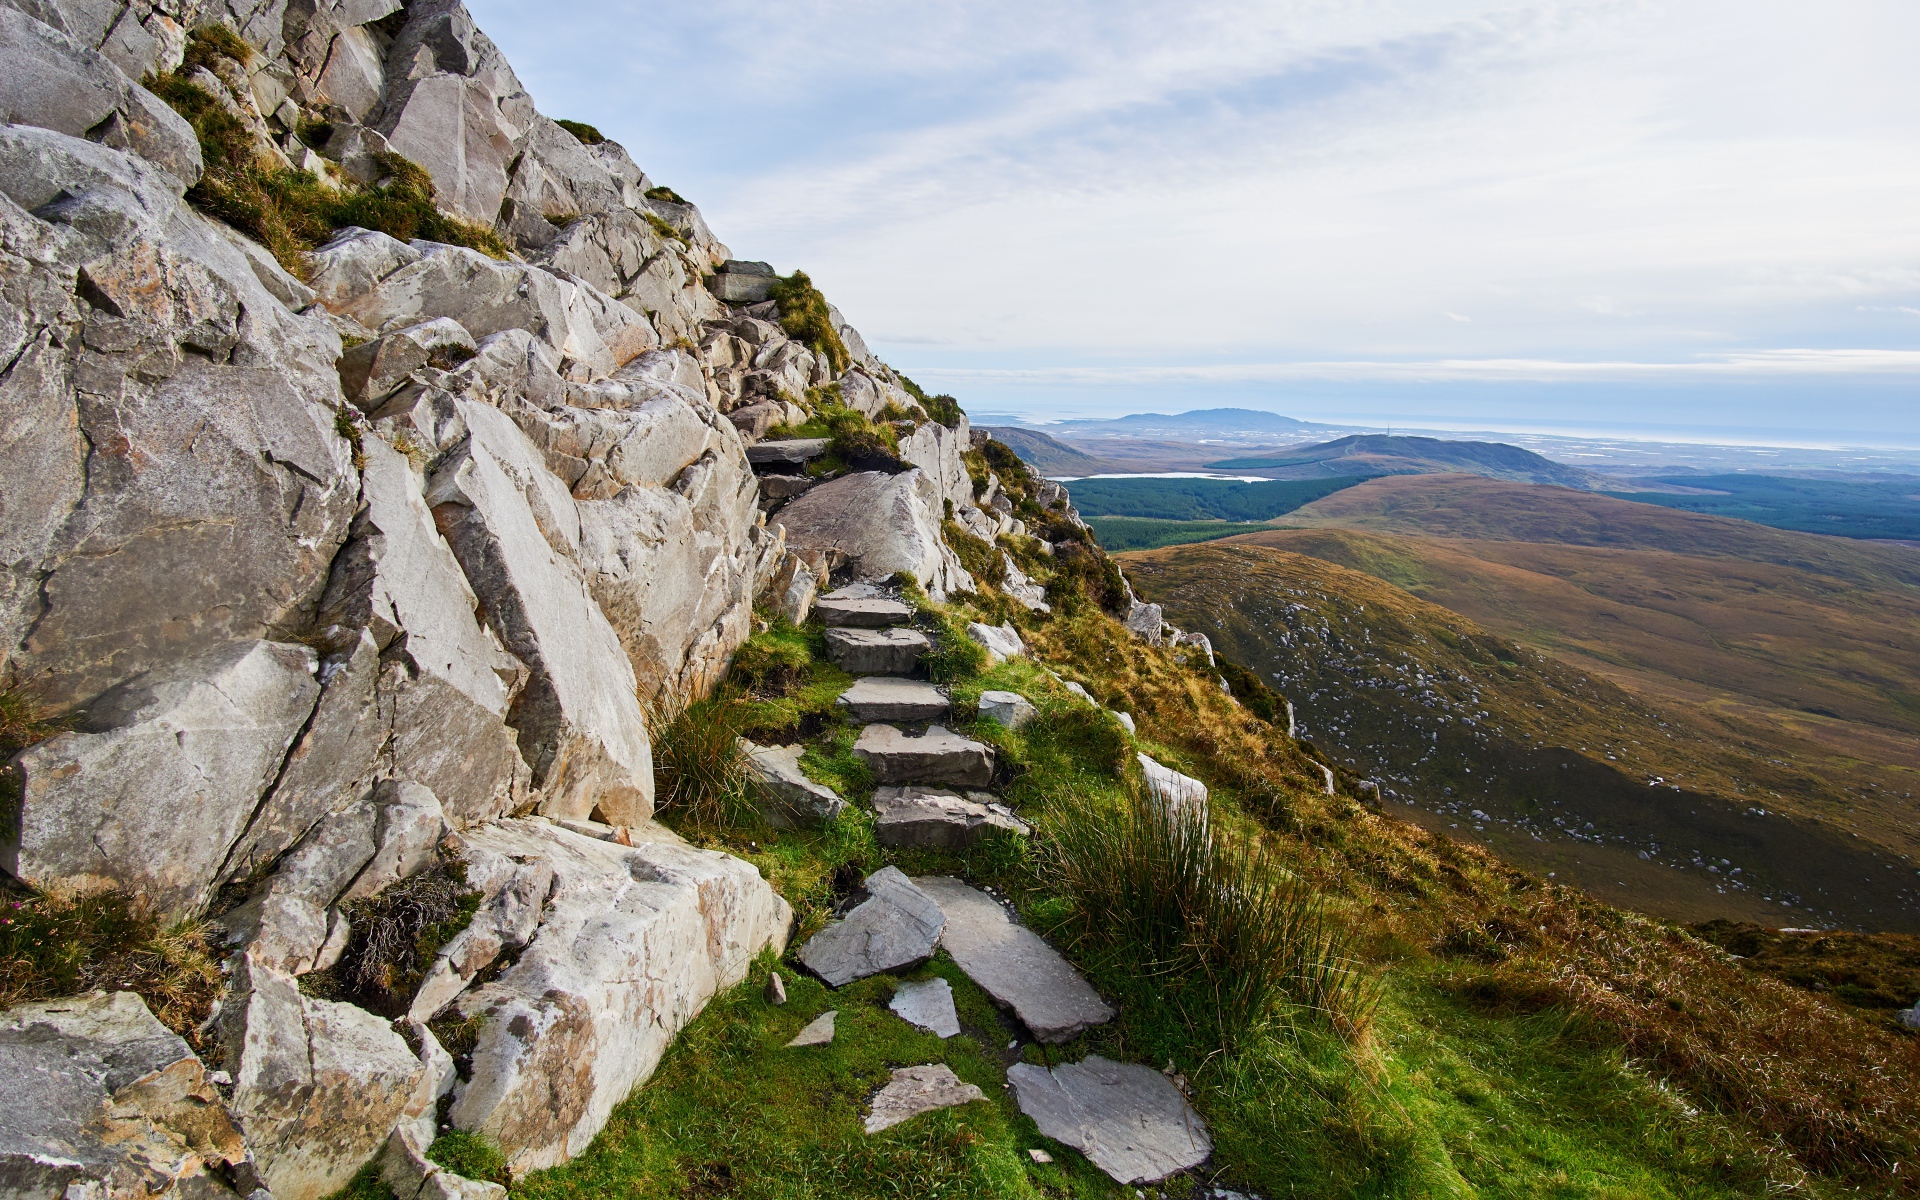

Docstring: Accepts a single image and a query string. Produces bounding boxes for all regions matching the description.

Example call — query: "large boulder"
[447,819,791,1176]
[0,991,249,1200]
[0,6,202,190]
[220,957,438,1200]
[0,126,357,713]
[771,470,975,599]
[426,402,653,825]
[8,639,321,919]
[896,415,973,511]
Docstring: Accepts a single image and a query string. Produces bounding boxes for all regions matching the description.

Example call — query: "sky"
[466,0,1920,445]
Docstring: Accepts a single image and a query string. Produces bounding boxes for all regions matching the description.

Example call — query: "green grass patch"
[428,1131,509,1186]
[1067,475,1367,522]
[555,119,606,145]
[769,272,851,375]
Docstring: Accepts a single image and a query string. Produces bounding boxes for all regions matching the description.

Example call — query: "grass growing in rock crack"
[0,886,222,1046]
[649,692,765,831]
[306,859,480,1017]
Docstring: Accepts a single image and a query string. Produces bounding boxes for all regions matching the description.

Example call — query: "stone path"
[853,724,995,787]
[889,977,961,1038]
[837,677,950,722]
[817,596,916,628]
[913,876,1117,1043]
[825,627,929,675]
[1007,1054,1211,1184]
[796,867,945,987]
[873,787,1028,850]
[864,1064,985,1133]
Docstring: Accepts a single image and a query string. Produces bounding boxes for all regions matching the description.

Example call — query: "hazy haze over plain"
[468,0,1920,443]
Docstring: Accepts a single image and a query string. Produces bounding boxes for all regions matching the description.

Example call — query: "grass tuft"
[428,1131,510,1185]
[554,119,605,145]
[769,271,851,375]
[318,859,480,1017]
[649,693,764,830]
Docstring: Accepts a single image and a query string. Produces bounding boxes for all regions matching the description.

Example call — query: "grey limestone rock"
[726,400,779,441]
[427,401,653,825]
[0,6,202,190]
[976,689,1037,731]
[380,71,517,226]
[797,866,945,988]
[888,977,961,1039]
[863,1064,985,1134]
[1006,1055,1212,1185]
[1124,600,1166,646]
[407,853,554,1023]
[0,991,249,1200]
[448,819,791,1177]
[0,126,357,714]
[825,626,928,676]
[872,786,1028,850]
[740,741,848,829]
[772,470,975,599]
[338,316,478,410]
[914,876,1115,1044]
[853,724,994,787]
[711,270,774,303]
[816,595,915,628]
[9,639,321,919]
[837,676,949,722]
[784,1010,836,1047]
[758,473,818,501]
[221,956,437,1200]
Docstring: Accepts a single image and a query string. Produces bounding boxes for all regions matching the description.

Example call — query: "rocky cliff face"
[0,0,1019,1194]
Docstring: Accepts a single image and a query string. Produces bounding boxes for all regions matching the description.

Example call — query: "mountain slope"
[981,426,1118,476]
[1118,540,1920,931]
[1207,435,1609,489]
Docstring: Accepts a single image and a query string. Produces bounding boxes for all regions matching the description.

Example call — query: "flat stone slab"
[873,786,1029,850]
[977,690,1037,731]
[747,437,830,465]
[890,977,961,1038]
[838,677,950,722]
[1007,1055,1212,1184]
[864,1065,986,1134]
[741,741,848,828]
[797,866,946,987]
[817,596,916,628]
[854,725,995,787]
[786,1010,837,1047]
[914,876,1115,1043]
[826,627,929,676]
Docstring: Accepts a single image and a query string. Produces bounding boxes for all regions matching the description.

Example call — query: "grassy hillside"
[1119,540,1920,933]
[1618,473,1920,542]
[1082,516,1261,552]
[1206,435,1606,489]
[1063,474,1366,521]
[981,427,1117,476]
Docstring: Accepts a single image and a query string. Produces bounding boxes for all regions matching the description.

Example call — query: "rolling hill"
[1119,539,1920,931]
[1207,434,1609,488]
[1617,472,1920,542]
[980,426,1118,476]
[1064,475,1368,520]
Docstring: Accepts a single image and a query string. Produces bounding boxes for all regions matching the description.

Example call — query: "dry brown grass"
[1028,602,1920,1192]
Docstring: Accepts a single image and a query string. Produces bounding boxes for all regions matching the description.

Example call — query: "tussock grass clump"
[1047,788,1376,1045]
[643,184,686,203]
[897,374,963,428]
[940,520,1006,589]
[0,887,222,1044]
[327,859,480,1016]
[1043,539,1129,617]
[769,271,851,375]
[649,693,763,830]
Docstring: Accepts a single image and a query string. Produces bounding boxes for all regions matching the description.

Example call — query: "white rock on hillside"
[740,741,849,829]
[448,819,791,1176]
[1138,753,1209,821]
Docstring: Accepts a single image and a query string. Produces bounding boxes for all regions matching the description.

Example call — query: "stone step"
[853,725,994,787]
[873,786,1028,850]
[747,437,830,466]
[825,627,929,676]
[912,875,1116,1044]
[796,866,945,987]
[817,595,916,628]
[837,677,950,722]
[1008,1055,1211,1185]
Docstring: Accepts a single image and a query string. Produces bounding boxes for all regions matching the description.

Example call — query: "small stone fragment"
[1138,753,1208,821]
[766,971,788,1006]
[889,977,961,1038]
[966,621,1026,663]
[863,1064,986,1134]
[786,1010,836,1047]
[1029,1149,1054,1164]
